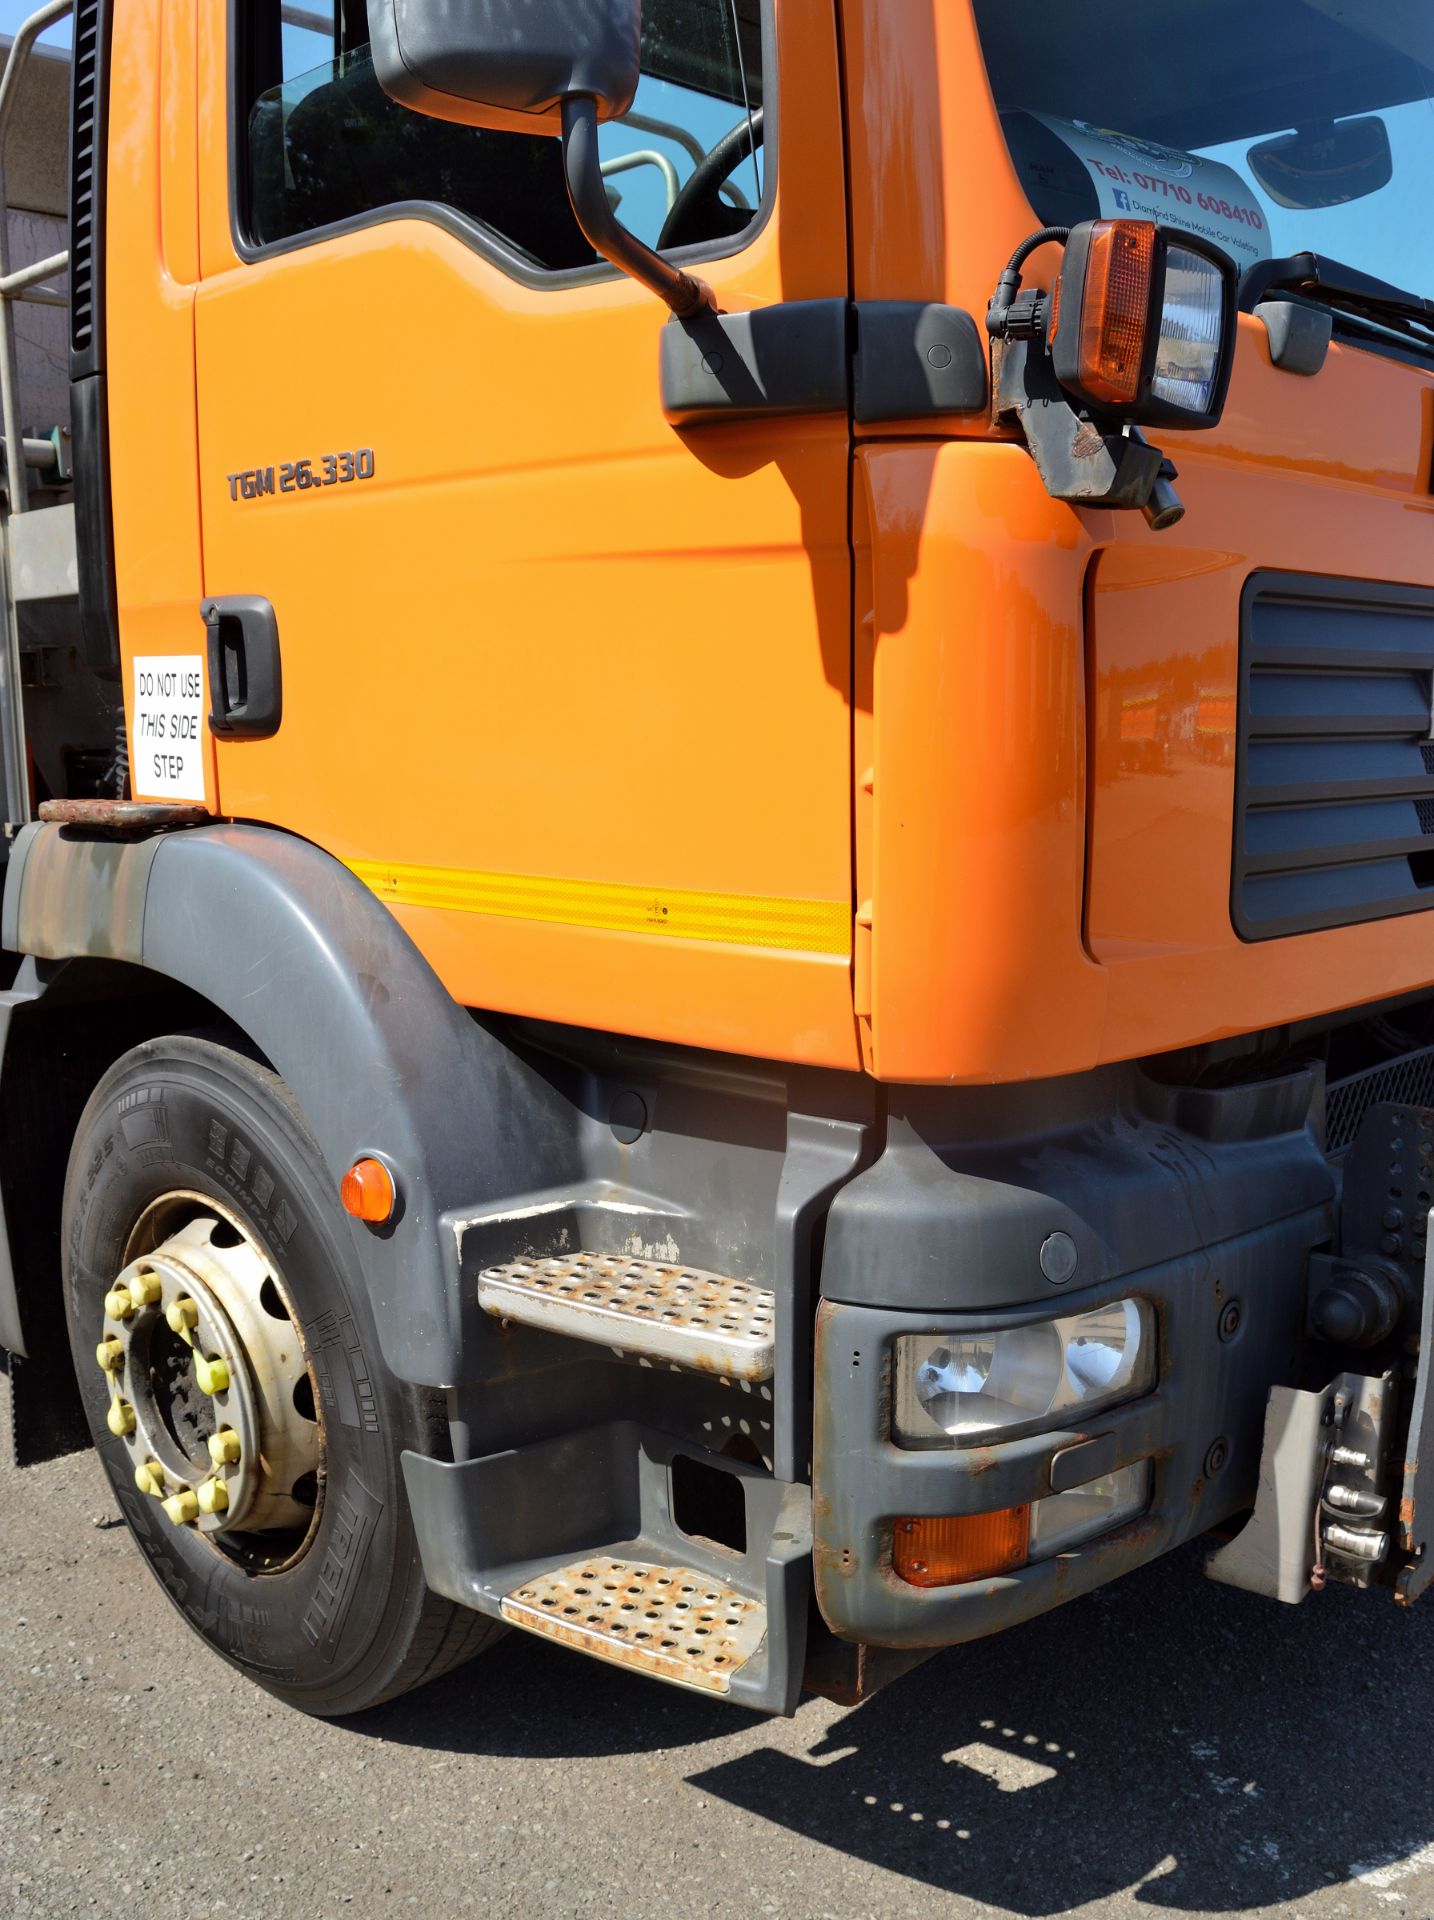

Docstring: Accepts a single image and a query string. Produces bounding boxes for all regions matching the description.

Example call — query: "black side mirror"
[1247,116,1393,211]
[367,0,640,133]
[366,0,714,316]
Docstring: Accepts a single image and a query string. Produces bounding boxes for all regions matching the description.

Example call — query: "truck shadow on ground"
[358,1540,1433,1913]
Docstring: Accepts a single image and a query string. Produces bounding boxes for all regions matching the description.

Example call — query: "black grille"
[1233,573,1434,939]
[1327,1046,1434,1155]
[67,0,109,373]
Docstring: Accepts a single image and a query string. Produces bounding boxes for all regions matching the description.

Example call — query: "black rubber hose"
[986,226,1071,337]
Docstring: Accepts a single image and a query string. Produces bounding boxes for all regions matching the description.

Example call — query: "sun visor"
[1002,112,1271,272]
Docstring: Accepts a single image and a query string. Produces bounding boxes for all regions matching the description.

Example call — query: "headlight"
[892,1298,1154,1449]
[1151,246,1226,414]
[1048,218,1236,429]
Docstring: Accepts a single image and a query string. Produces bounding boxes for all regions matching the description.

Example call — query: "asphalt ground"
[3,1367,1432,1920]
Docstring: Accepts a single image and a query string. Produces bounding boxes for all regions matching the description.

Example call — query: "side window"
[238,1,766,270]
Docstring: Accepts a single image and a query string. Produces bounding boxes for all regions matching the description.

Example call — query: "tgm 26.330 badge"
[227,449,375,502]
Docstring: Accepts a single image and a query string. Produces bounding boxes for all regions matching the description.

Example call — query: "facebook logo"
[1112,188,1133,211]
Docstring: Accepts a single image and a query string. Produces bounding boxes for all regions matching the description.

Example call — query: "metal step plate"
[501,1556,767,1694]
[477,1252,775,1381]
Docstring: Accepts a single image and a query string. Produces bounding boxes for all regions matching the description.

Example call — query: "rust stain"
[500,1556,764,1694]
[37,798,209,837]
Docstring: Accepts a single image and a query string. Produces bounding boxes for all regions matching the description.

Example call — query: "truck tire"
[60,1032,497,1716]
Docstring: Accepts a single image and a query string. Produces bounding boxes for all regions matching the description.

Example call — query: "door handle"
[202,595,282,739]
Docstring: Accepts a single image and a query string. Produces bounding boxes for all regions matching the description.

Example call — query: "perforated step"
[477,1252,775,1381]
[501,1556,767,1694]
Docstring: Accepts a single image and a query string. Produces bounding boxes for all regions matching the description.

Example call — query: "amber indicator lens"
[892,1507,1031,1588]
[1077,219,1156,407]
[341,1156,396,1223]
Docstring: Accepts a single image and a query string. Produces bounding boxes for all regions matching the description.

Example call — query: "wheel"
[61,1032,497,1715]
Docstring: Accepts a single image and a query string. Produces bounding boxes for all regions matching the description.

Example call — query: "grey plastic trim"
[225,0,778,291]
[402,1420,812,1713]
[1231,571,1434,942]
[821,1068,1330,1314]
[852,302,988,424]
[1255,297,1333,377]
[3,822,584,1387]
[659,298,848,424]
[203,593,283,738]
[661,299,992,427]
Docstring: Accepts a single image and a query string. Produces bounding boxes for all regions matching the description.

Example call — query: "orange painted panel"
[191,0,858,1069]
[1086,330,1434,1060]
[858,442,1106,1083]
[860,327,1434,1084]
[109,0,216,814]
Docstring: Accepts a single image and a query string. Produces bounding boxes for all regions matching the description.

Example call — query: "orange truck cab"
[0,0,1432,1716]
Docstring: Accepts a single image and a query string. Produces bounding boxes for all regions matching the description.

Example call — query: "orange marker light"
[1076,219,1155,408]
[341,1156,396,1224]
[892,1507,1030,1588]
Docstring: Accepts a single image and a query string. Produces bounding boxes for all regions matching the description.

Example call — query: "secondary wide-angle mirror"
[1247,115,1393,210]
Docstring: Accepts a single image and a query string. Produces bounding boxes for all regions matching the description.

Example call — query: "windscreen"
[973,0,1434,297]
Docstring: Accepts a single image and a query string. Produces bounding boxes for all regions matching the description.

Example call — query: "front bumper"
[811,1065,1334,1647]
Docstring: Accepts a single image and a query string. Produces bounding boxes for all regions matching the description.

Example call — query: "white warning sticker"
[131,654,206,801]
[1026,115,1271,271]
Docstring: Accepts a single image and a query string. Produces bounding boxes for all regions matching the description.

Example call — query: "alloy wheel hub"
[95,1203,320,1549]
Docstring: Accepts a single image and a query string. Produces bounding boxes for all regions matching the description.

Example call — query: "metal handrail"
[0,0,72,521]
[599,148,681,214]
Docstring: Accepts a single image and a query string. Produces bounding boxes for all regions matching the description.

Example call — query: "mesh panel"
[1327,1046,1434,1156]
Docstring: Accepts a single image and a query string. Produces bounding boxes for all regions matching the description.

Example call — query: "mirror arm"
[561,96,716,318]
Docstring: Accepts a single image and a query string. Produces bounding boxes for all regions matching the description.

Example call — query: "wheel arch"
[0,822,578,1438]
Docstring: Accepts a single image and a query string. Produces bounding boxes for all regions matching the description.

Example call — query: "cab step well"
[477,1252,775,1380]
[500,1554,767,1695]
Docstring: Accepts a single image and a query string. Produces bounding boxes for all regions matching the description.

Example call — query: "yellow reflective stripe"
[347,859,850,956]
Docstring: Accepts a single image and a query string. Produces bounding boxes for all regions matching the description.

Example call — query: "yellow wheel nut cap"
[106,1399,136,1438]
[130,1272,162,1308]
[134,1460,165,1497]
[103,1286,135,1321]
[208,1429,241,1468]
[196,1477,229,1516]
[195,1354,230,1396]
[161,1488,199,1527]
[96,1336,123,1375]
[165,1297,199,1342]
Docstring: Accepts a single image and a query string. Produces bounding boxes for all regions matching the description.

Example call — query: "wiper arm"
[1240,252,1434,348]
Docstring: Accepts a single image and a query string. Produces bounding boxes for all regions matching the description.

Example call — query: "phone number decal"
[227,448,376,502]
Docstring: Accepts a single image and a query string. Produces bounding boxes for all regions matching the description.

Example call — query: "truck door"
[190,0,856,1068]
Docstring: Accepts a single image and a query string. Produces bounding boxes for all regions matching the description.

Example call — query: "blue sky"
[0,3,68,43]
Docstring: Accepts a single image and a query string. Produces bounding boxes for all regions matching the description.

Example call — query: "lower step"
[477,1251,775,1380]
[500,1555,767,1695]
